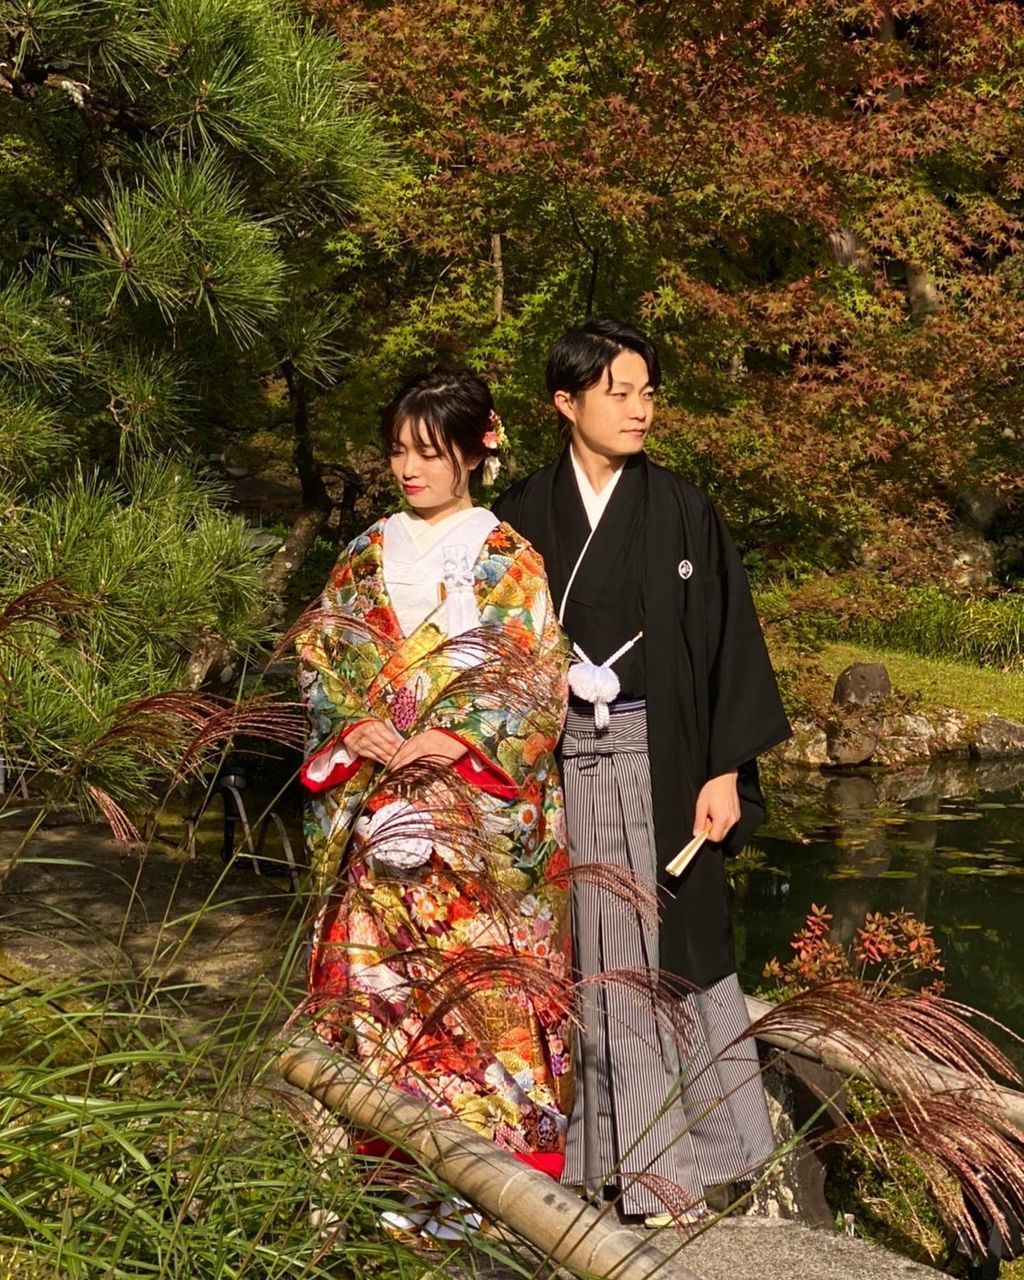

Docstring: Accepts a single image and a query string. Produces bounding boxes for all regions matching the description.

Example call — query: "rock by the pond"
[925,707,971,757]
[832,663,891,709]
[775,722,830,768]
[871,713,935,766]
[771,701,1024,771]
[970,714,1024,759]
[944,528,997,589]
[826,725,878,766]
[753,1061,839,1229]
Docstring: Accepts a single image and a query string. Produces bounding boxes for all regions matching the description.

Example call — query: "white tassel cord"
[568,633,642,731]
[442,544,479,638]
[559,527,643,731]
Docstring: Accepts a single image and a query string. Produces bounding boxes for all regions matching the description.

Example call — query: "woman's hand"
[345,719,403,766]
[693,771,740,843]
[388,729,469,771]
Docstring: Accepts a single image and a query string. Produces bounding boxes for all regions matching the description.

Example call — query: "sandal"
[379,1193,484,1247]
[643,1206,710,1229]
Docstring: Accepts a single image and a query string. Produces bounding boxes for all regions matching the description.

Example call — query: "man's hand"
[388,729,469,771]
[345,719,403,766]
[693,771,740,843]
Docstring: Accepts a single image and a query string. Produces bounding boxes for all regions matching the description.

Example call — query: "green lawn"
[818,642,1024,722]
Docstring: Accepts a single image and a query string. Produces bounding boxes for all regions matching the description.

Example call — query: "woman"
[296,369,573,1190]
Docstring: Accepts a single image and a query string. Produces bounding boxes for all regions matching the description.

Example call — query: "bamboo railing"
[277,1034,702,1280]
[744,995,1024,1135]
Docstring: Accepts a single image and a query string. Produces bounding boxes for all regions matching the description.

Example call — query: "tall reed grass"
[4,579,1024,1277]
[0,860,539,1279]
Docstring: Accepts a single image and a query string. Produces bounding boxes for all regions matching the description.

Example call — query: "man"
[493,318,791,1223]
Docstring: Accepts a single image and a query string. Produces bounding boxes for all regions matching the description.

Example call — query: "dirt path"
[0,818,301,1030]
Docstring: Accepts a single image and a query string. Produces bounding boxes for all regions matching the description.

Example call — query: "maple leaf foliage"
[320,0,1024,567]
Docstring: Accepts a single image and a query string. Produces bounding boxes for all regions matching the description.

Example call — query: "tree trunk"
[906,263,941,321]
[491,232,504,323]
[585,247,600,316]
[182,364,333,690]
[827,227,870,275]
[262,504,331,602]
[282,360,331,511]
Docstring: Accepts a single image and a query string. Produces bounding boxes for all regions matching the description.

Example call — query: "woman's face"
[389,418,473,519]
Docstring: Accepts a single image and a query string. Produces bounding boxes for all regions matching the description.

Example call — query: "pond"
[735,757,1024,1067]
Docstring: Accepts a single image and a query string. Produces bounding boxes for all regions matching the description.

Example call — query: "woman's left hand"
[693,771,740,843]
[387,729,469,771]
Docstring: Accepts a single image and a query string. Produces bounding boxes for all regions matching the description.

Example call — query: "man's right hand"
[345,719,403,765]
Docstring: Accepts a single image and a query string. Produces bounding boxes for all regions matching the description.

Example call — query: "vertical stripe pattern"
[560,704,775,1216]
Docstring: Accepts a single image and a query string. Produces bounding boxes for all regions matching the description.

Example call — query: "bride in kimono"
[296,368,574,1209]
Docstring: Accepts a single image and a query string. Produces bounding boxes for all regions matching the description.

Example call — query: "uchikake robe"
[296,517,574,1171]
[494,449,792,989]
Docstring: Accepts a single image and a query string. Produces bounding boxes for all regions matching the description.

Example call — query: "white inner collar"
[393,505,481,556]
[570,448,625,530]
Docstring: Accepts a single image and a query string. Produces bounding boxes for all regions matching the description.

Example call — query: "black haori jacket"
[494,450,792,988]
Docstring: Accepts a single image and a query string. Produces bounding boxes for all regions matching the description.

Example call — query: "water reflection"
[739,758,1024,1055]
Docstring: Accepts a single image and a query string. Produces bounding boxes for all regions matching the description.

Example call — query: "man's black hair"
[545,317,662,401]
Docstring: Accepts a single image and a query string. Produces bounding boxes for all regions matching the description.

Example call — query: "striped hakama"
[560,704,776,1217]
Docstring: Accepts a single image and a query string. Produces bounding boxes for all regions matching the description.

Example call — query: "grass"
[0,957,520,1280]
[818,641,1024,722]
[756,575,1024,673]
[825,1081,955,1270]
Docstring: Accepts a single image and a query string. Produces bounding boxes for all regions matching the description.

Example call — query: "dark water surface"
[735,758,1024,1062]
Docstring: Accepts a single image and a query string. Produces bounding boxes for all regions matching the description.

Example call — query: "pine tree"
[0,0,389,804]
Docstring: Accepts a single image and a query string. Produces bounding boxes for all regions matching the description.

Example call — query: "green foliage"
[758,573,1024,670]
[75,147,287,343]
[0,463,272,807]
[864,589,1024,671]
[6,462,267,660]
[0,0,392,806]
[313,0,1024,566]
[0,0,390,477]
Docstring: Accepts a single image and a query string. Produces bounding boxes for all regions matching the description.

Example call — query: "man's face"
[555,349,656,461]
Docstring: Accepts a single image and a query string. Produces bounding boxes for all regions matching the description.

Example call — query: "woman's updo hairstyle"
[380,367,494,477]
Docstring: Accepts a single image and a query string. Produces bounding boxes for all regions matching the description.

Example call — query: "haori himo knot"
[567,632,643,731]
[568,660,620,731]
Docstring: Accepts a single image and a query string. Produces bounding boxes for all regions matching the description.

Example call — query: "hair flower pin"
[481,409,507,486]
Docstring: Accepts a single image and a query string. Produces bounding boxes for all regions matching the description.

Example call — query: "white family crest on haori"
[677,559,693,580]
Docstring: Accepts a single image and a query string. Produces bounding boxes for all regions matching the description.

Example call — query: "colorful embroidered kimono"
[297,512,573,1174]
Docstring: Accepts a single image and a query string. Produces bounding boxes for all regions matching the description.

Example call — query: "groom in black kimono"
[494,318,791,1224]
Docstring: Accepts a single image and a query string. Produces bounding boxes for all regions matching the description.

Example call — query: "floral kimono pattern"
[297,518,573,1173]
